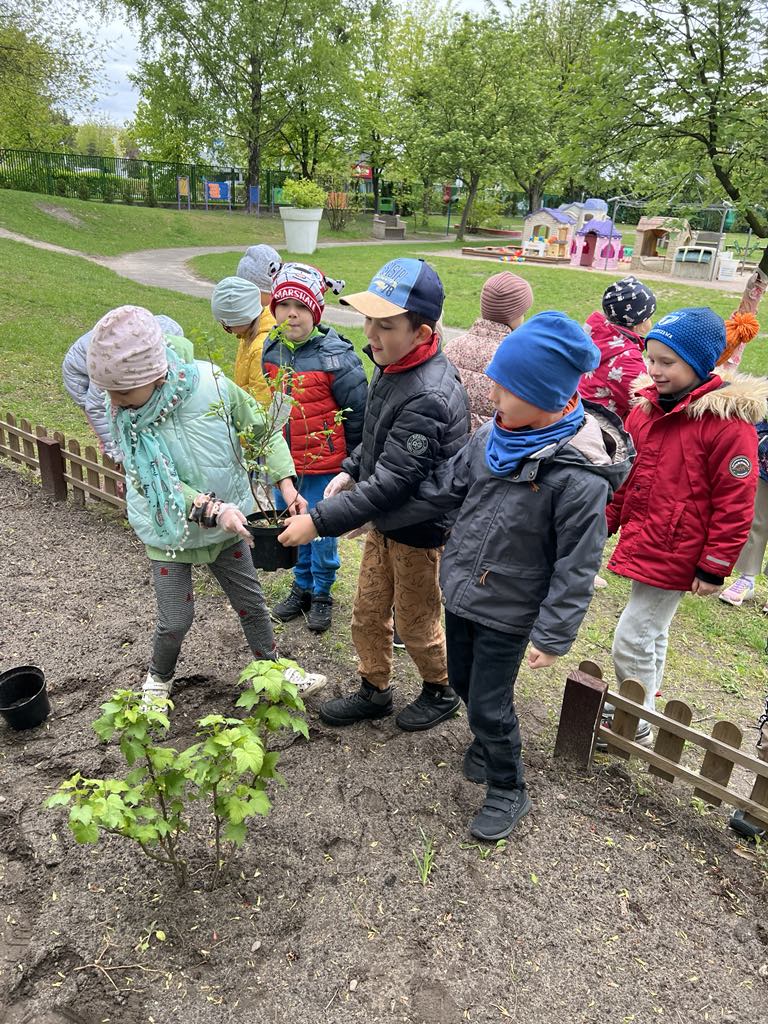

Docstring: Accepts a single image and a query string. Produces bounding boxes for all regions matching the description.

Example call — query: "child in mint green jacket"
[87,304,326,706]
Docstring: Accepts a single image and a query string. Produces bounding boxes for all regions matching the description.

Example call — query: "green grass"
[0,189,401,256]
[0,237,238,439]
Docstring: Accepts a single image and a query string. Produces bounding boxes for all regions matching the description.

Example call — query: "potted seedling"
[207,327,347,571]
[279,178,327,254]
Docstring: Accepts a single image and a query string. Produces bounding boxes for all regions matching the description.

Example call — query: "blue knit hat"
[646,307,726,379]
[485,311,600,412]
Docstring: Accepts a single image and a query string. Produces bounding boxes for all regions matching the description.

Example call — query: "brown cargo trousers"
[351,528,448,690]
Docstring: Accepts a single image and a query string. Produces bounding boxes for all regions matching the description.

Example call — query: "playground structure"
[631,216,693,273]
[569,219,623,271]
[521,198,610,262]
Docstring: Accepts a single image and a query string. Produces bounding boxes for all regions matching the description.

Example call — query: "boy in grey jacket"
[407,312,634,840]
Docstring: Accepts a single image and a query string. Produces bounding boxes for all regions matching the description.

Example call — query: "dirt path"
[1,466,767,1024]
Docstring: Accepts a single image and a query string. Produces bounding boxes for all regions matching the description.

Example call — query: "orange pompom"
[718,311,760,364]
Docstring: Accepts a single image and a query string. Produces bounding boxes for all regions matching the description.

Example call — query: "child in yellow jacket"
[212,266,277,404]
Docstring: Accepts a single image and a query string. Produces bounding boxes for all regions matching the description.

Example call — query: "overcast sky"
[90,0,501,125]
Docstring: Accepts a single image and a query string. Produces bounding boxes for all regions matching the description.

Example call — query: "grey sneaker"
[470,786,532,841]
[596,718,653,751]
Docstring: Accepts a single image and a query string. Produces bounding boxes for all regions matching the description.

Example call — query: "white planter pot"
[279,206,323,254]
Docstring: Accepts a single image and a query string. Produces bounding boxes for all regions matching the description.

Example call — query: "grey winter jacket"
[310,344,471,546]
[405,404,634,653]
[61,315,184,462]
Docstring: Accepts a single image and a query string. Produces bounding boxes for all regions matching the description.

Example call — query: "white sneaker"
[141,671,172,710]
[719,577,755,607]
[282,666,327,698]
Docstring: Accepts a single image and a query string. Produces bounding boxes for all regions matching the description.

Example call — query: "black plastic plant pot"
[247,516,299,572]
[0,666,50,731]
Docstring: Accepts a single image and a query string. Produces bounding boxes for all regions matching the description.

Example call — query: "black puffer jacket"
[310,344,471,546]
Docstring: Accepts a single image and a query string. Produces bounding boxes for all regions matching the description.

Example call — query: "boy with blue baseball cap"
[279,257,471,730]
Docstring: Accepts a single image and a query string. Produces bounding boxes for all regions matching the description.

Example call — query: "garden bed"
[1,465,767,1024]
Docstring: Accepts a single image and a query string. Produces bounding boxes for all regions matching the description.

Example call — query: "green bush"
[282,177,327,209]
[102,184,115,204]
[122,185,134,205]
[458,193,503,231]
[54,176,67,197]
[46,659,310,890]
[76,180,90,201]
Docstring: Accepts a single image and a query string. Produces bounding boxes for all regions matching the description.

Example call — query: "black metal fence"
[0,149,265,207]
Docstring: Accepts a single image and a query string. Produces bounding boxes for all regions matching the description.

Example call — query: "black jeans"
[445,609,528,789]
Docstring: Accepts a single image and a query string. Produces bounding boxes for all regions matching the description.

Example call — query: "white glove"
[216,503,253,544]
[323,471,355,500]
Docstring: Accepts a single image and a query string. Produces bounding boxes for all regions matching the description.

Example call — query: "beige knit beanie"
[88,305,168,390]
[480,272,534,326]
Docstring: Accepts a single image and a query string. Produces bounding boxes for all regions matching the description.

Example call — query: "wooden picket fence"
[0,412,126,510]
[555,660,768,830]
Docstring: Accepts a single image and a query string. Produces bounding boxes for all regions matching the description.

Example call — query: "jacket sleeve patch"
[406,433,429,456]
[729,455,753,479]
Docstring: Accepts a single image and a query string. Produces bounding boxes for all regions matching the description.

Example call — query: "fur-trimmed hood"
[632,369,768,424]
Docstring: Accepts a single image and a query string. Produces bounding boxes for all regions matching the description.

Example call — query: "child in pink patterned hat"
[443,272,533,431]
[87,304,326,708]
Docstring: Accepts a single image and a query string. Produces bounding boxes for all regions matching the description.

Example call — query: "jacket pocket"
[664,501,686,549]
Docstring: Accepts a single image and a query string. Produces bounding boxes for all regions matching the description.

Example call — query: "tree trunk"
[372,169,381,213]
[247,140,260,212]
[527,181,542,215]
[456,173,480,242]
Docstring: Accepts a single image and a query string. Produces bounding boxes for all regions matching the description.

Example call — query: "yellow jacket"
[233,307,276,404]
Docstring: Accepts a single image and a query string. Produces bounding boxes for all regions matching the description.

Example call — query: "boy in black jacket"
[278,258,470,730]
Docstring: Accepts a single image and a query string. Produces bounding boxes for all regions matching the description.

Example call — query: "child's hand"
[691,578,719,597]
[217,503,254,546]
[323,471,354,499]
[278,514,319,546]
[277,477,308,516]
[527,647,558,670]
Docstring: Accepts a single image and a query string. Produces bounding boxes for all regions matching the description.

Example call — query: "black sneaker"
[392,628,406,651]
[463,740,486,785]
[728,809,767,841]
[319,678,393,726]
[470,786,532,841]
[273,582,311,622]
[307,594,333,633]
[396,682,461,732]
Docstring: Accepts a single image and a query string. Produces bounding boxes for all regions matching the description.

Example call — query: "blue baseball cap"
[340,258,444,321]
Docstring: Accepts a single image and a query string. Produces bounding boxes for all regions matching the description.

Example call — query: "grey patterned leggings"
[150,540,276,681]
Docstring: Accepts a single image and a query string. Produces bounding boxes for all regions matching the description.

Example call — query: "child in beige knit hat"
[443,272,534,431]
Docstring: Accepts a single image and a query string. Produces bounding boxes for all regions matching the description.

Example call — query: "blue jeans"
[274,473,340,596]
[445,609,528,789]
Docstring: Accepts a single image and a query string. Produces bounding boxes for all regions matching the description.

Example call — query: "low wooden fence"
[555,660,768,830]
[0,412,126,510]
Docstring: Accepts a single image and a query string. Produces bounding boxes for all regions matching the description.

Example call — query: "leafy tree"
[0,8,96,150]
[116,0,362,199]
[591,0,768,236]
[404,14,518,239]
[75,119,119,157]
[505,0,608,214]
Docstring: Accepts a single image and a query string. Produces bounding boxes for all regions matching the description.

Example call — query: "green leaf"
[70,804,93,826]
[223,821,247,846]
[46,791,72,808]
[70,820,99,844]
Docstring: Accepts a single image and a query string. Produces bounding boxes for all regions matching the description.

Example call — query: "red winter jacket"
[606,373,767,590]
[262,324,368,476]
[578,311,647,421]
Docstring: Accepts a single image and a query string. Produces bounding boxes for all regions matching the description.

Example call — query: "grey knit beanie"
[237,244,281,291]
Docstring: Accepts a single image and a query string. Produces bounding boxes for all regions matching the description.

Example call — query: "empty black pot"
[247,517,299,572]
[0,665,50,730]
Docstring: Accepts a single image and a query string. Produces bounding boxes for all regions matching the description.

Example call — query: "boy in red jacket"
[604,307,767,744]
[578,276,656,421]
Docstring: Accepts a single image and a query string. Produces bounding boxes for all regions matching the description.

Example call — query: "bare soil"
[35,205,85,229]
[1,466,767,1024]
